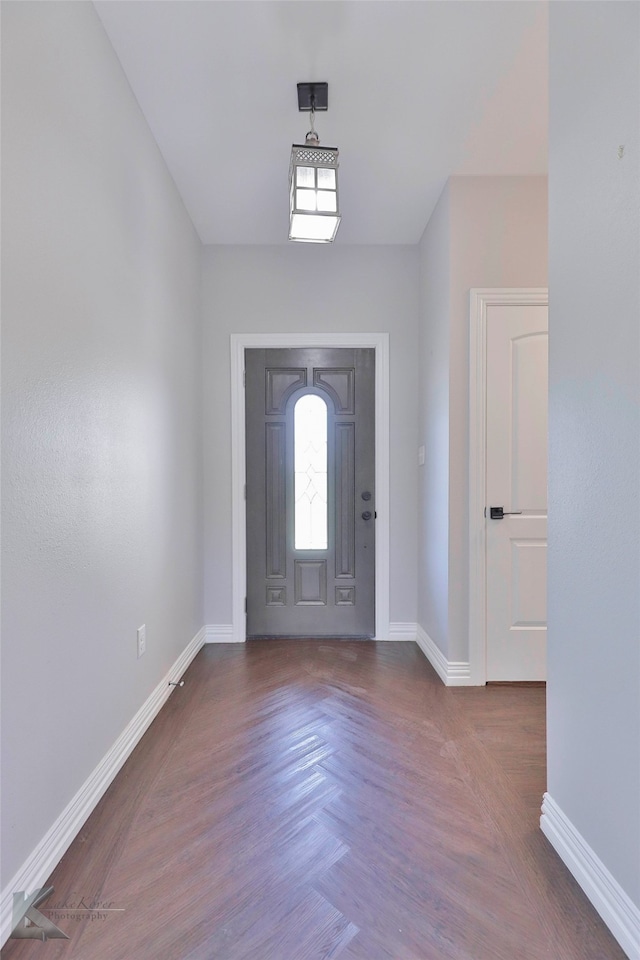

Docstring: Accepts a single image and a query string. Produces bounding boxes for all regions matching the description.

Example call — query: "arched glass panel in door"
[294,394,328,550]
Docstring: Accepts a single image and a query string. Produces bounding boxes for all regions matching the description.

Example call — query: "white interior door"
[485,302,548,681]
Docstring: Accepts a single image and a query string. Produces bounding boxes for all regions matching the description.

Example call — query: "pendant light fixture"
[289,82,341,243]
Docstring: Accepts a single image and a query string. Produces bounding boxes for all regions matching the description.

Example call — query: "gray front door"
[245,347,375,638]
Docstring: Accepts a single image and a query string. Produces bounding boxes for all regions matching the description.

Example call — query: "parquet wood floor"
[2,641,626,960]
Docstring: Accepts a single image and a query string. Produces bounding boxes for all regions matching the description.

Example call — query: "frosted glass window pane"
[317,168,336,189]
[295,395,327,550]
[296,189,316,211]
[317,190,337,212]
[296,166,315,188]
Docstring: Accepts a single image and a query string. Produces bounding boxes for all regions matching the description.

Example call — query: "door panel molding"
[468,289,548,685]
[313,368,355,413]
[335,421,356,578]
[265,368,307,414]
[231,332,390,642]
[294,559,327,605]
[265,422,287,578]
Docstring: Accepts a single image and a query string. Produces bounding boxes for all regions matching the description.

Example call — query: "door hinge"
[244,597,247,614]
[243,369,246,387]
[244,484,246,500]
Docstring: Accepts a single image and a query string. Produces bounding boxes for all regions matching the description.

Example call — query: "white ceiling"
[94,1,548,246]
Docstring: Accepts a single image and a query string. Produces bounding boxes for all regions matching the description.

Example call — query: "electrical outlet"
[137,624,146,659]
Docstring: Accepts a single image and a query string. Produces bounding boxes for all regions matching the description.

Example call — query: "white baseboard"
[388,622,417,641]
[540,793,640,960]
[205,624,239,642]
[415,625,474,686]
[0,626,206,948]
[204,624,418,642]
[205,625,413,643]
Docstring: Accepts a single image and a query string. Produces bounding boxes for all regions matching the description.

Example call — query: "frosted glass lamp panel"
[317,190,337,212]
[294,395,328,550]
[296,166,315,188]
[317,168,336,190]
[289,214,339,242]
[296,189,317,211]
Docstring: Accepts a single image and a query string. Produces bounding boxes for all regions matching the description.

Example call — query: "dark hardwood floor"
[2,641,626,959]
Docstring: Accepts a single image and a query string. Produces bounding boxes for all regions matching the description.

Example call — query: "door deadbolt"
[361,511,372,521]
[361,491,372,501]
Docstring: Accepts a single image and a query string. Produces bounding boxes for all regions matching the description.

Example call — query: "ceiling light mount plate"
[297,82,328,112]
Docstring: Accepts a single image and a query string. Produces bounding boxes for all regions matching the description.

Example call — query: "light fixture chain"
[306,92,317,143]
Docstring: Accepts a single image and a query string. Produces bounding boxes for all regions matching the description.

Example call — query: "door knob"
[361,511,372,521]
[489,506,523,519]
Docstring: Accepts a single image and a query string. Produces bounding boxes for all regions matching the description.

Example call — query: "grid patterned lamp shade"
[289,143,341,243]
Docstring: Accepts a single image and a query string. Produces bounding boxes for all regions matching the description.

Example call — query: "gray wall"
[417,183,451,653]
[201,244,420,629]
[418,175,548,661]
[548,1,640,907]
[1,2,203,885]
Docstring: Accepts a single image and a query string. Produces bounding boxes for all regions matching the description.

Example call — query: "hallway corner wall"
[1,1,203,890]
[418,176,548,667]
[547,0,640,926]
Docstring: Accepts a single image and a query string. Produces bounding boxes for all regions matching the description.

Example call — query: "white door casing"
[469,289,549,684]
[231,333,390,644]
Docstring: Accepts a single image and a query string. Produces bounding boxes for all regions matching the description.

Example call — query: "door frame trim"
[468,288,548,684]
[231,333,390,642]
